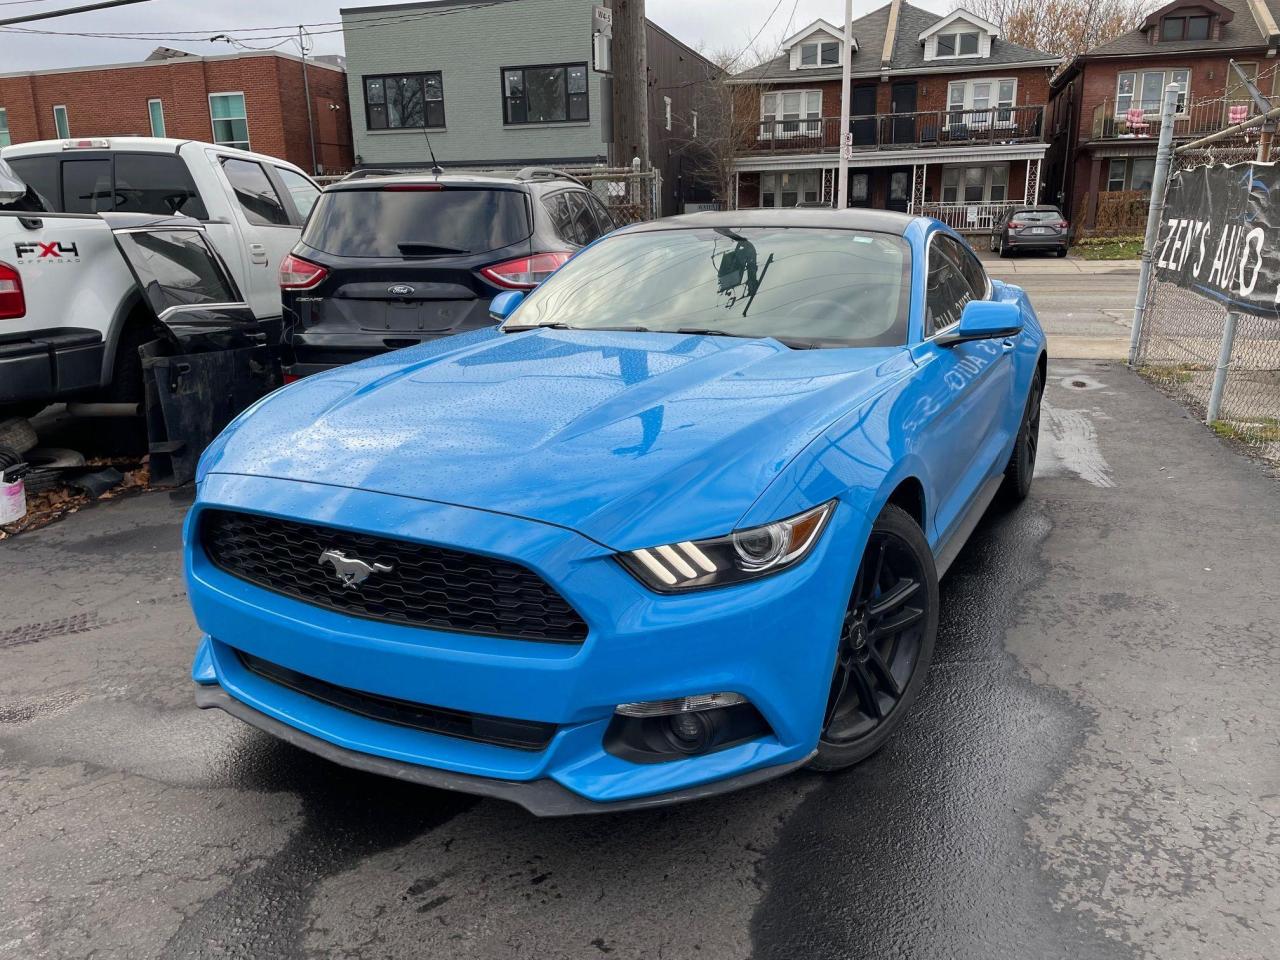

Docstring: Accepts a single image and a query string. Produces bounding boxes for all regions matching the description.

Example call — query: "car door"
[910,232,1016,545]
[216,156,298,323]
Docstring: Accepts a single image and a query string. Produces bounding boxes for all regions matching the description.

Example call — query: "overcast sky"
[0,0,952,72]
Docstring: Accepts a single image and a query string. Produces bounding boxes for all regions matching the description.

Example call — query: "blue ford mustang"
[187,209,1046,815]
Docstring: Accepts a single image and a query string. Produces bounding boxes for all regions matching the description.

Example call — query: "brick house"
[1046,0,1280,234]
[728,0,1060,233]
[0,48,353,173]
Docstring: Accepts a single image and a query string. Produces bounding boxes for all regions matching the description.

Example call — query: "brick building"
[728,0,1060,233]
[1046,0,1280,234]
[0,48,353,173]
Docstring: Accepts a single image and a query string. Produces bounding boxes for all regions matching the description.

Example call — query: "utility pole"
[1128,82,1179,367]
[836,0,853,208]
[607,0,648,171]
[299,26,319,176]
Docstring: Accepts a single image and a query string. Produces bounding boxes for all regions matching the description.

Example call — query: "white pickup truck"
[0,137,319,418]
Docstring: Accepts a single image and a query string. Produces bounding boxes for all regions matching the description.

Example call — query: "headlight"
[618,500,836,593]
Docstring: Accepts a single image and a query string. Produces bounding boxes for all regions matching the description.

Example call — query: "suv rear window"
[302,187,532,258]
[1013,210,1063,223]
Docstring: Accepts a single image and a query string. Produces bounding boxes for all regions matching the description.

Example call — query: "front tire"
[812,504,939,771]
[1002,368,1043,502]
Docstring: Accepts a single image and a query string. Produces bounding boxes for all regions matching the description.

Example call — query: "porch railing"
[1089,98,1245,141]
[916,201,1018,232]
[749,104,1044,153]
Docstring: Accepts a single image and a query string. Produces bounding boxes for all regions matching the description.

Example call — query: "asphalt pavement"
[2,361,1277,960]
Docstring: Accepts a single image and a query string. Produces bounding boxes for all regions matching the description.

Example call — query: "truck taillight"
[0,261,25,320]
[279,253,327,290]
[480,251,571,289]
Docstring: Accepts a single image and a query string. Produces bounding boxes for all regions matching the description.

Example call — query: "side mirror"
[489,290,526,322]
[938,300,1023,347]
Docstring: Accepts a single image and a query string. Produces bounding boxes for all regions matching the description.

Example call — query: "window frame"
[759,89,823,140]
[208,92,249,150]
[0,108,10,148]
[362,71,445,131]
[1161,14,1211,40]
[940,164,1010,204]
[758,170,821,208]
[664,95,672,131]
[1116,69,1190,117]
[935,30,982,58]
[946,77,1017,127]
[148,98,166,138]
[53,104,70,139]
[924,231,989,339]
[501,62,590,126]
[218,156,291,228]
[798,39,840,68]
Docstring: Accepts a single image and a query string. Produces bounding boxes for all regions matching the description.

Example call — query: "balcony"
[1089,98,1242,141]
[746,105,1045,154]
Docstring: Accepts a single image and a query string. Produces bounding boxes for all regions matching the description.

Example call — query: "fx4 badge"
[318,548,394,589]
[14,241,80,261]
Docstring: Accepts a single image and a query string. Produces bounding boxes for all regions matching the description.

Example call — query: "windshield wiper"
[397,242,468,255]
[676,327,759,339]
[503,323,653,333]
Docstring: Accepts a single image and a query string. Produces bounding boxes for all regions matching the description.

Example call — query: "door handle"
[249,242,268,265]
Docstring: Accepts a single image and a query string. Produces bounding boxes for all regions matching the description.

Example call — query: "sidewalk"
[981,254,1140,276]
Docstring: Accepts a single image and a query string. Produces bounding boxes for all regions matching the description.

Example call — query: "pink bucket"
[0,478,26,525]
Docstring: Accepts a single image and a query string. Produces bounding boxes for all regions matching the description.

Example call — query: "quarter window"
[926,234,983,335]
[53,105,70,139]
[0,108,11,148]
[148,98,166,137]
[209,93,249,149]
[503,63,588,124]
[363,73,444,130]
[115,153,208,218]
[114,230,239,314]
[1116,69,1189,115]
[220,157,288,226]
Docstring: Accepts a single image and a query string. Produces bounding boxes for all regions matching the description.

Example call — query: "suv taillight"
[279,253,328,290]
[0,261,25,320]
[1009,221,1027,229]
[480,251,572,289]
[1058,220,1070,229]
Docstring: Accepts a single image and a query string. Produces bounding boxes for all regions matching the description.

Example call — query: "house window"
[664,96,672,131]
[503,63,588,124]
[1107,158,1128,191]
[1161,15,1210,40]
[941,164,1009,203]
[937,31,980,57]
[760,90,821,138]
[1105,157,1156,191]
[947,78,1016,124]
[209,93,249,149]
[1116,69,1189,115]
[53,105,69,139]
[148,99,166,138]
[759,170,820,207]
[691,110,698,138]
[363,73,444,130]
[799,40,840,67]
[0,109,10,148]
[850,173,868,202]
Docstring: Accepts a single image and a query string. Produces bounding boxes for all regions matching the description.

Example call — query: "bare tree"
[957,0,1153,57]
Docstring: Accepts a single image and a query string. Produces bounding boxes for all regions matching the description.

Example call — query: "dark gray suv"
[279,168,616,379]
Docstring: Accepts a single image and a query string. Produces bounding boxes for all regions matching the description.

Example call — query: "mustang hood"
[202,328,909,549]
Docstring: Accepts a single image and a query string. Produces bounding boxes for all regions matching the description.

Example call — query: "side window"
[950,236,988,300]
[925,237,974,336]
[114,229,239,315]
[220,157,289,226]
[61,158,114,213]
[275,167,320,222]
[7,157,61,209]
[565,191,601,245]
[584,191,616,233]
[114,154,209,219]
[542,192,579,245]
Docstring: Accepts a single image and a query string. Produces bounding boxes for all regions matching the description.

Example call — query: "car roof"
[1,137,310,173]
[327,171,583,192]
[617,207,923,237]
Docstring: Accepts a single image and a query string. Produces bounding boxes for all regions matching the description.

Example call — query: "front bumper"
[187,473,858,812]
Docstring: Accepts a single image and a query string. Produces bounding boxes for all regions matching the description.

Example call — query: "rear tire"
[1056,246,1068,258]
[999,239,1011,258]
[1002,368,1043,502]
[812,504,939,772]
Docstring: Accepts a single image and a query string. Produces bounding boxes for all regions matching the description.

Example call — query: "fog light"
[664,711,713,754]
[615,692,747,718]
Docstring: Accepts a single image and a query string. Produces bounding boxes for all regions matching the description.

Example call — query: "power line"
[0,0,155,27]
[721,0,789,71]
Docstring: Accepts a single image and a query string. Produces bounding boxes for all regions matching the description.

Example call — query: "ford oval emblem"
[388,284,415,297]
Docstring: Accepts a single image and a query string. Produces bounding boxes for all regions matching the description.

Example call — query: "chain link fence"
[1134,142,1280,464]
[316,165,663,224]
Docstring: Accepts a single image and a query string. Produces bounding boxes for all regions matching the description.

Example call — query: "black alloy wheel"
[813,504,939,771]
[1002,369,1043,502]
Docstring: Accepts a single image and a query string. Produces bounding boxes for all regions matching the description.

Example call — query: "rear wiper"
[397,242,468,255]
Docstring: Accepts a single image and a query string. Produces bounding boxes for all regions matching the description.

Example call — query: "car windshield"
[302,186,533,258]
[1015,210,1063,223]
[508,226,911,347]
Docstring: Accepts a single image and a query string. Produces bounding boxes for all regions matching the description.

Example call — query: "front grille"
[200,509,588,643]
[239,652,557,751]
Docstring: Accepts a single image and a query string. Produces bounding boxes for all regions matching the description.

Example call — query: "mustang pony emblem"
[318,548,394,588]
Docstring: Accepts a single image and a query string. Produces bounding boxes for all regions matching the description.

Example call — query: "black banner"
[1154,162,1280,318]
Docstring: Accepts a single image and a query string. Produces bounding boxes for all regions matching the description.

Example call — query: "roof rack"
[341,168,405,181]
[514,167,586,187]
